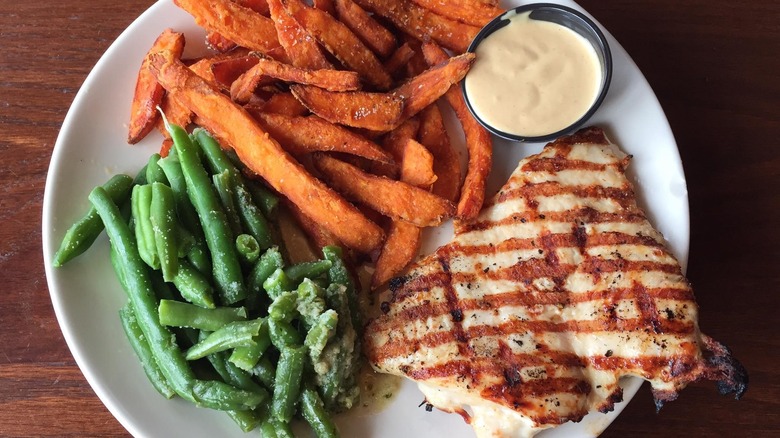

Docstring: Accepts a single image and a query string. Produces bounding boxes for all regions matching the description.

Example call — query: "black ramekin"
[462,3,613,143]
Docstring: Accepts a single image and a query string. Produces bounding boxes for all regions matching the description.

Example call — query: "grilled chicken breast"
[364,127,747,437]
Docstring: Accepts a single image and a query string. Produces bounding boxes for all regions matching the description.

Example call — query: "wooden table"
[1,0,777,436]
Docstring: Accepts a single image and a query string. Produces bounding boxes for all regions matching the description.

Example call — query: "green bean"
[236,234,260,267]
[248,247,284,295]
[204,342,268,395]
[229,320,272,371]
[246,179,279,220]
[158,299,246,331]
[296,279,327,329]
[149,269,200,347]
[195,129,274,251]
[319,284,359,411]
[322,246,351,288]
[53,174,134,267]
[191,379,267,411]
[131,184,160,269]
[245,247,285,316]
[322,250,363,410]
[157,154,212,278]
[305,309,338,362]
[268,318,303,350]
[176,223,195,258]
[202,348,264,432]
[167,121,245,304]
[150,182,179,281]
[258,405,279,438]
[193,128,235,175]
[146,153,169,185]
[119,304,175,399]
[284,259,332,283]
[269,291,299,323]
[172,259,215,309]
[322,246,360,331]
[300,382,339,438]
[212,170,242,237]
[223,358,268,395]
[233,180,274,251]
[111,245,172,351]
[185,319,264,360]
[157,155,198,231]
[89,186,196,401]
[297,278,326,300]
[133,163,149,186]
[185,239,212,280]
[272,345,306,423]
[272,419,295,438]
[263,268,295,301]
[109,244,127,291]
[259,420,278,438]
[226,410,262,433]
[252,356,276,389]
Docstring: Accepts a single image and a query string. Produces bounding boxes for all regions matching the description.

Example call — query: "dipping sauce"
[464,11,603,138]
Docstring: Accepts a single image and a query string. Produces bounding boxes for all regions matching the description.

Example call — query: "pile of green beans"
[54,124,363,437]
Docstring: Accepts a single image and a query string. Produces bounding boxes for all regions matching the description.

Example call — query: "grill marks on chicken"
[364,127,747,437]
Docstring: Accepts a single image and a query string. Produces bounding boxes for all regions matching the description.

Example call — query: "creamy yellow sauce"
[465,11,602,137]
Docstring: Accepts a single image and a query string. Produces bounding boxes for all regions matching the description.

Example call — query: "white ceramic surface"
[42,0,688,437]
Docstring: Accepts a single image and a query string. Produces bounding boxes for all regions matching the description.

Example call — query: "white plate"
[42,0,688,437]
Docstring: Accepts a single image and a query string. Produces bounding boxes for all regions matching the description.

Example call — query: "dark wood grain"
[0,0,777,436]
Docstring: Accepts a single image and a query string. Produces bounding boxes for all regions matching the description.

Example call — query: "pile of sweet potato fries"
[127,0,501,289]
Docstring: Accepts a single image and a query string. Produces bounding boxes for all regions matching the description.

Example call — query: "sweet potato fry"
[312,0,336,15]
[149,54,384,253]
[266,0,333,70]
[384,42,416,79]
[371,137,436,289]
[283,197,343,252]
[290,51,473,132]
[188,49,252,88]
[238,0,271,16]
[291,85,403,131]
[423,42,492,220]
[402,35,429,78]
[231,54,362,103]
[211,56,263,91]
[155,93,193,139]
[205,31,238,53]
[255,92,309,116]
[372,219,420,289]
[409,0,504,27]
[128,29,185,144]
[253,112,394,163]
[372,118,419,177]
[334,0,397,59]
[314,153,454,227]
[394,52,475,120]
[160,138,175,158]
[418,103,461,202]
[174,0,282,55]
[399,138,437,188]
[282,0,393,90]
[353,0,481,53]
